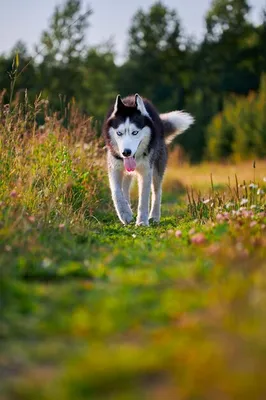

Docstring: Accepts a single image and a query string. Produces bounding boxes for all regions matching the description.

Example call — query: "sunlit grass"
[166,149,266,191]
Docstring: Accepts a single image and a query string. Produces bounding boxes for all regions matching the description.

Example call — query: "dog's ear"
[113,94,124,114]
[135,94,149,117]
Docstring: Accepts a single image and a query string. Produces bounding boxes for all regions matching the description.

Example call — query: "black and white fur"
[103,94,194,226]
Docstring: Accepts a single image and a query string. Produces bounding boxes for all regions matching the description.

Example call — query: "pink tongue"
[123,157,136,172]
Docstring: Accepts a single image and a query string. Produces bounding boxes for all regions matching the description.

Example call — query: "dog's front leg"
[149,169,163,223]
[109,166,133,225]
[136,168,152,226]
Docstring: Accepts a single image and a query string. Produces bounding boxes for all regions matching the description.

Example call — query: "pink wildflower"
[216,213,224,222]
[10,190,17,198]
[191,233,206,245]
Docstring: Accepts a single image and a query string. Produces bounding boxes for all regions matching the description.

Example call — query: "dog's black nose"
[122,149,132,157]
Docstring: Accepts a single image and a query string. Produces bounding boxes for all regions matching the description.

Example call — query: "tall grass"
[187,169,265,221]
[0,91,108,229]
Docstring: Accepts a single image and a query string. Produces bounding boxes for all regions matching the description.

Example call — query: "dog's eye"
[132,131,139,136]
[117,131,123,136]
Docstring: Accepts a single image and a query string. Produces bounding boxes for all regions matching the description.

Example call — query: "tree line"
[0,0,265,162]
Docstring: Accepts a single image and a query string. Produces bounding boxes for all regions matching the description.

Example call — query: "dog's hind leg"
[136,168,152,226]
[122,174,133,206]
[149,168,162,223]
[108,166,133,225]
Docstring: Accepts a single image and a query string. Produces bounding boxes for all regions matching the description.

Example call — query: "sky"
[0,0,265,61]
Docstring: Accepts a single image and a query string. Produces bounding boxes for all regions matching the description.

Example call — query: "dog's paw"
[136,221,149,227]
[149,212,160,224]
[136,218,149,227]
[149,217,160,224]
[119,209,133,225]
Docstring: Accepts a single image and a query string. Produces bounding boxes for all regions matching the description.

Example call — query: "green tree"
[35,0,114,119]
[206,75,266,161]
[0,42,37,103]
[128,1,182,57]
[206,0,251,40]
[34,0,117,120]
[203,0,260,95]
[258,8,266,73]
[34,0,92,111]
[79,44,118,119]
[119,2,187,112]
[37,0,92,64]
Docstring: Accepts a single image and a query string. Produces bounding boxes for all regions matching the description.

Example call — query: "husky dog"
[103,94,194,226]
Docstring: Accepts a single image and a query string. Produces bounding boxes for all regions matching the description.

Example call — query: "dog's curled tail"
[160,111,194,145]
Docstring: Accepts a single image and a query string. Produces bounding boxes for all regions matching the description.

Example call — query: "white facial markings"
[109,117,151,159]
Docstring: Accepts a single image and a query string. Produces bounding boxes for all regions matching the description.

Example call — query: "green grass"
[1,198,266,399]
[1,99,266,399]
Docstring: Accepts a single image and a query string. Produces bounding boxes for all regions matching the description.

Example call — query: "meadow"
[0,100,266,399]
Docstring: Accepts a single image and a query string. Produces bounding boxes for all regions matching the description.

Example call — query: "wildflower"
[257,189,264,195]
[28,216,35,223]
[59,223,65,230]
[132,234,137,238]
[203,198,210,204]
[223,212,230,220]
[10,190,17,198]
[250,205,257,209]
[191,233,206,245]
[216,213,224,222]
[263,177,266,182]
[249,183,258,189]
[226,202,234,209]
[175,230,182,238]
[240,198,248,206]
[242,210,253,218]
[250,221,257,228]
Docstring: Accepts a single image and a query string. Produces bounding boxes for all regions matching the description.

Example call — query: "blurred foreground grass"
[0,100,266,399]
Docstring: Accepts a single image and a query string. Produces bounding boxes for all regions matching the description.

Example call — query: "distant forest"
[0,0,265,162]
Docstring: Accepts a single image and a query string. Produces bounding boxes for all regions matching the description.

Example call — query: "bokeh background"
[1,0,265,162]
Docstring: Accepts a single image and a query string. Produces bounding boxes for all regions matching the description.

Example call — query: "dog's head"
[107,94,152,171]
